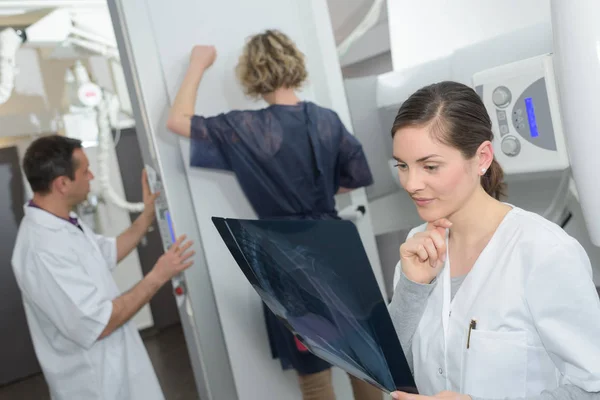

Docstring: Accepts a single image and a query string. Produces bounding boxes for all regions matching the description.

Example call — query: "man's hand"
[141,168,160,222]
[100,236,195,340]
[151,235,195,284]
[392,391,471,400]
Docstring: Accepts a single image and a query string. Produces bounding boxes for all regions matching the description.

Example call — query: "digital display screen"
[525,97,539,138]
[165,210,176,243]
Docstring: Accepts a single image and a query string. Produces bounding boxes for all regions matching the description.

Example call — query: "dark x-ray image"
[212,217,416,393]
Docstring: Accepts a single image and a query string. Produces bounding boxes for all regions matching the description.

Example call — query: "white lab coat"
[392,206,600,398]
[11,205,164,400]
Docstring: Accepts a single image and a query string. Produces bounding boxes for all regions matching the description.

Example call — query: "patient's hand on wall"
[190,45,217,71]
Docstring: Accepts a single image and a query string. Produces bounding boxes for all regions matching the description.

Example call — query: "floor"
[0,324,199,400]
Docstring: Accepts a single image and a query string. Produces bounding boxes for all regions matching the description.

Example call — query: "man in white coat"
[11,134,195,400]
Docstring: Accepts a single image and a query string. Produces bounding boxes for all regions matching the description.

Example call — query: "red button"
[174,286,184,296]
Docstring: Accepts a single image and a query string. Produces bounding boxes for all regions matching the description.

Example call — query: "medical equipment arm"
[0,28,23,105]
[0,10,146,213]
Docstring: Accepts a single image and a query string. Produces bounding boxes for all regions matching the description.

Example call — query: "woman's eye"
[394,163,408,170]
[424,165,438,171]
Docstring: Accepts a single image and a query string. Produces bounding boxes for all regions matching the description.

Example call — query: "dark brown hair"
[391,81,506,200]
[23,134,82,194]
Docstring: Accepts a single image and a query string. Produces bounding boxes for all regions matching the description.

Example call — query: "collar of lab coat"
[23,203,80,232]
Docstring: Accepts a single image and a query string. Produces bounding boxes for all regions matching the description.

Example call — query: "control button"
[516,109,523,116]
[516,116,524,123]
[492,86,512,108]
[501,135,521,157]
[497,110,506,121]
[500,125,509,135]
[174,286,185,296]
[517,123,525,130]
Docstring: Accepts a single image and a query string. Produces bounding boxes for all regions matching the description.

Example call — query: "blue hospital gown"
[189,101,374,374]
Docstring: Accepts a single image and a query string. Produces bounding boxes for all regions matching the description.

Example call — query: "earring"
[481,168,487,175]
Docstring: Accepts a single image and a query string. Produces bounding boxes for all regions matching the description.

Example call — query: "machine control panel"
[473,54,570,175]
[501,135,521,157]
[492,86,512,108]
[145,165,186,304]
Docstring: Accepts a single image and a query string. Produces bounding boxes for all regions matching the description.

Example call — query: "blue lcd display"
[525,97,539,138]
[165,210,176,243]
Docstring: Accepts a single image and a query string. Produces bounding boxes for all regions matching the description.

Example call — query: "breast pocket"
[461,330,527,398]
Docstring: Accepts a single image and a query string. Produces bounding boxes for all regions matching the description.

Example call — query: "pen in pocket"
[467,319,477,349]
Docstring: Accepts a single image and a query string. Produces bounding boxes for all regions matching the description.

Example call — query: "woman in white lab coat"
[387,81,600,400]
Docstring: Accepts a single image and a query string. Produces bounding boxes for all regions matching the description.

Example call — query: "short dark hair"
[23,135,83,194]
[391,81,506,200]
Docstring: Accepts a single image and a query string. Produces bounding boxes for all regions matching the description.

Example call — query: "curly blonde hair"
[235,30,308,98]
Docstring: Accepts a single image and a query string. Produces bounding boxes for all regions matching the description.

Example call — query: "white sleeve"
[392,260,402,292]
[525,237,600,392]
[21,250,113,349]
[94,234,118,270]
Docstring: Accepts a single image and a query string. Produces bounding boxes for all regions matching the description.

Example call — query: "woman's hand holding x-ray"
[392,390,471,400]
[400,219,452,284]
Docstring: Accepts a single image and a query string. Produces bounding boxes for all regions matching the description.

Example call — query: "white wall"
[0,43,153,330]
[387,0,551,72]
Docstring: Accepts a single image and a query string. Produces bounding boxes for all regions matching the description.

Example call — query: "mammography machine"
[1,0,600,399]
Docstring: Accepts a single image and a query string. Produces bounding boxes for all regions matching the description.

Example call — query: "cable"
[560,211,573,229]
[113,124,122,146]
[96,90,145,212]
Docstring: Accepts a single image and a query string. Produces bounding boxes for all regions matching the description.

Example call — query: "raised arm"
[166,45,217,138]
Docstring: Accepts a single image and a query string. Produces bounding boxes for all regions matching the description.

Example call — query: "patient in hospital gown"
[188,100,374,365]
[188,102,372,220]
[168,29,378,400]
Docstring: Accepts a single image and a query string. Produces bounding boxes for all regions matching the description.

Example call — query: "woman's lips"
[412,198,435,207]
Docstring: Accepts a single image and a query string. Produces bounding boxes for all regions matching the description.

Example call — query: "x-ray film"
[212,217,416,393]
